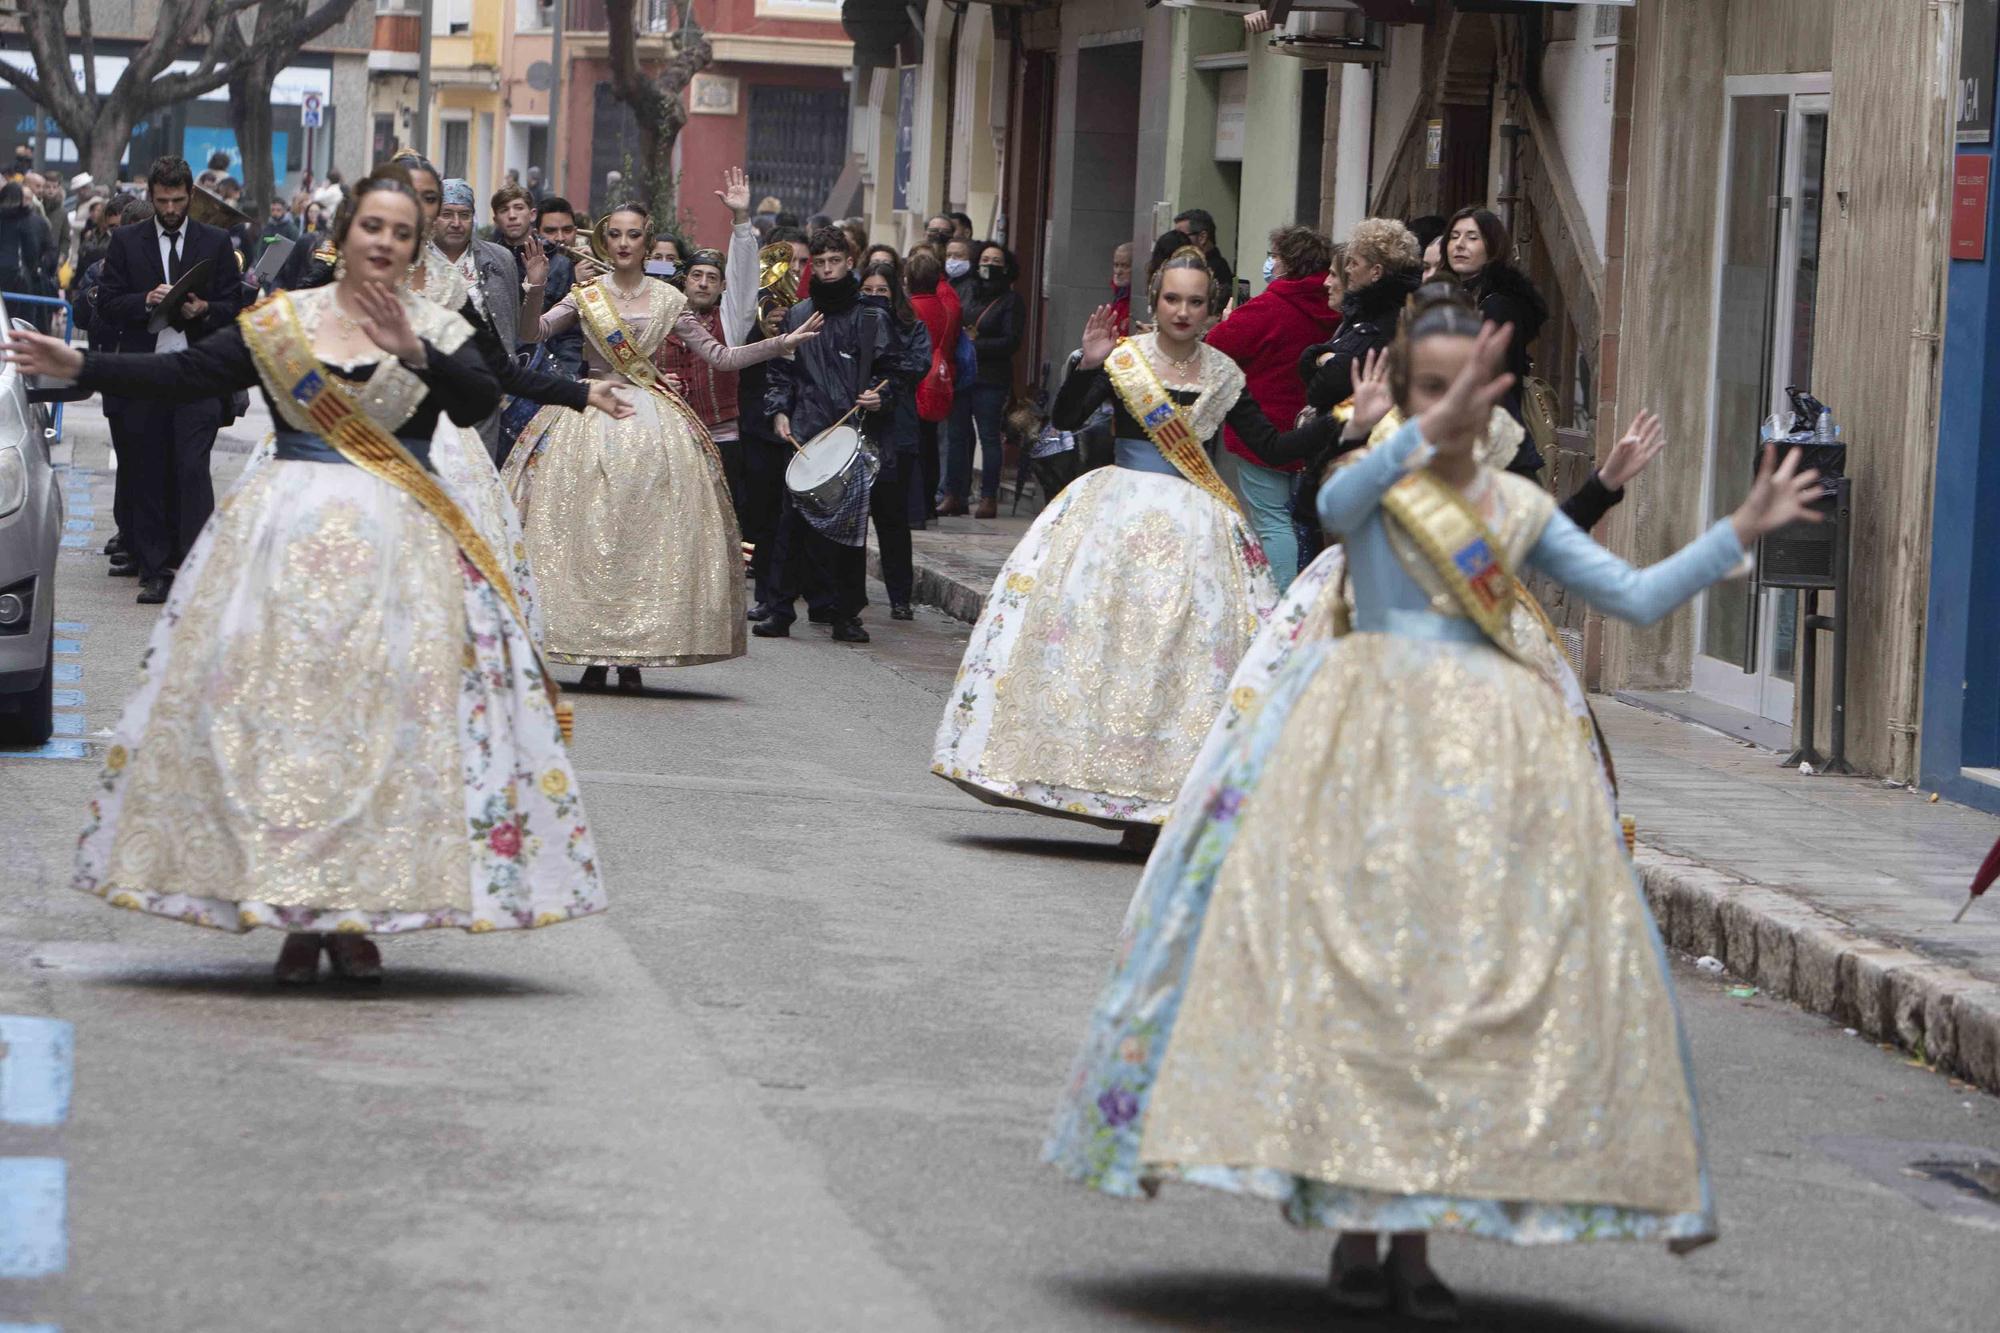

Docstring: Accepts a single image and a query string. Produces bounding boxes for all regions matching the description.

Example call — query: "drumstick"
[791,380,892,452]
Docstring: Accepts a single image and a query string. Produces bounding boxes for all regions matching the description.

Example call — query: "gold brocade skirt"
[1046,631,1714,1244]
[505,390,746,667]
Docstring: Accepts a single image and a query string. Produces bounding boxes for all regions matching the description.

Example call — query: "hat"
[441,178,475,209]
[687,247,726,274]
[68,172,91,190]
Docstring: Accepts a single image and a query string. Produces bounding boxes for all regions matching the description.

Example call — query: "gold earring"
[334,252,348,280]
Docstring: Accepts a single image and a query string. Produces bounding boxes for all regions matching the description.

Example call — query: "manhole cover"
[1815,1137,2000,1231]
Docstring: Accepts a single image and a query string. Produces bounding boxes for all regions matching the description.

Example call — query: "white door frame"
[1692,73,1832,722]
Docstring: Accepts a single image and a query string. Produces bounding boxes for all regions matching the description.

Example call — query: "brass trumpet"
[757,241,800,325]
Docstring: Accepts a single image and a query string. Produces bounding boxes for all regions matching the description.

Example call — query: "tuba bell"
[188,182,252,230]
[757,241,800,326]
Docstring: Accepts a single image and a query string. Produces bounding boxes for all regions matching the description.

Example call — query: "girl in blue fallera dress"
[1044,289,1826,1322]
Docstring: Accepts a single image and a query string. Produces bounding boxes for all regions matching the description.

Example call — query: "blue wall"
[1922,142,2000,813]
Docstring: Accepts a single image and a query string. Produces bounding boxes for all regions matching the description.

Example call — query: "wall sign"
[1953,153,1990,260]
[1962,0,1998,144]
[1214,69,1247,162]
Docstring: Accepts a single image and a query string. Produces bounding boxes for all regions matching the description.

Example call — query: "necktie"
[165,229,182,281]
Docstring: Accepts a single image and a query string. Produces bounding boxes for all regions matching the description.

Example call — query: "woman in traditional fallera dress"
[931,249,1332,838]
[3,173,608,983]
[508,201,822,692]
[1043,293,1827,1321]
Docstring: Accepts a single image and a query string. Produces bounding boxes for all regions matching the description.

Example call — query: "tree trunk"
[85,104,135,191]
[228,57,280,224]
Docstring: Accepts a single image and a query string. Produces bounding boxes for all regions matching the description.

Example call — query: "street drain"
[1907,1157,2000,1205]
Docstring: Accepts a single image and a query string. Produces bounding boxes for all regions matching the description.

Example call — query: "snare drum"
[785,424,867,517]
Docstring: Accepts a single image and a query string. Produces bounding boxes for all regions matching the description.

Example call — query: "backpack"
[917,321,954,423]
[953,328,977,386]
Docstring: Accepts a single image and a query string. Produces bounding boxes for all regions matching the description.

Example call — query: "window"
[518,0,554,30]
[442,118,471,181]
[435,0,472,35]
[372,113,396,164]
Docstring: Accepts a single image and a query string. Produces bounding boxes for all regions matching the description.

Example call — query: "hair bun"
[1405,280,1476,316]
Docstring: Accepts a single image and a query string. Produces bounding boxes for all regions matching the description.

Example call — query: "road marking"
[49,690,80,709]
[55,535,84,549]
[0,1017,73,1127]
[49,664,78,684]
[59,520,89,534]
[5,742,86,761]
[0,1323,62,1332]
[576,769,1021,815]
[50,640,77,656]
[0,1159,65,1277]
[51,622,85,633]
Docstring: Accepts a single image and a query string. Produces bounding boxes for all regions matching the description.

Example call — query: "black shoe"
[579,665,609,690]
[747,602,773,623]
[890,603,914,621]
[1328,1249,1392,1314]
[807,607,836,625]
[108,557,138,578]
[830,619,870,643]
[752,619,791,638]
[136,575,171,605]
[103,534,125,557]
[617,667,644,693]
[1387,1255,1459,1324]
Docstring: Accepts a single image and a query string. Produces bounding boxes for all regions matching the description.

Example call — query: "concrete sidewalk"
[875,516,2000,1095]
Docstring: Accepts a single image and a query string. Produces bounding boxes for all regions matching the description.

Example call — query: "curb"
[1635,845,2000,1096]
[896,544,2000,1097]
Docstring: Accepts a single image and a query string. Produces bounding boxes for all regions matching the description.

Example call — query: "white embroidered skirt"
[932,465,1278,827]
[73,459,607,935]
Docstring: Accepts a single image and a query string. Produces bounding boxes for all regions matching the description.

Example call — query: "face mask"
[644,259,677,278]
[859,292,891,310]
[1261,256,1276,283]
[977,264,1000,282]
[945,257,970,279]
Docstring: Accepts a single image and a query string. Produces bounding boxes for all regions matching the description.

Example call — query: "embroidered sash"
[1101,338,1244,517]
[238,291,573,741]
[574,278,723,465]
[1377,468,1527,666]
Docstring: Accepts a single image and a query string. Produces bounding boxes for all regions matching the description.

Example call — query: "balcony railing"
[566,0,675,34]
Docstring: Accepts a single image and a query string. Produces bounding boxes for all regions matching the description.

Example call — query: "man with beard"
[755,225,924,644]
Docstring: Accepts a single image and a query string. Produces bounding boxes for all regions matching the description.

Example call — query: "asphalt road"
[1,411,1996,1332]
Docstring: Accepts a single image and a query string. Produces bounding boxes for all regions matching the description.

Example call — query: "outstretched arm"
[1527,510,1743,626]
[1315,418,1428,536]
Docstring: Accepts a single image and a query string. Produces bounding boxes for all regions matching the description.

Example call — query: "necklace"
[1151,338,1202,372]
[326,291,365,338]
[609,273,647,302]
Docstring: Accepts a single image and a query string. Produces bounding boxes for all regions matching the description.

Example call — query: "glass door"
[1695,81,1830,724]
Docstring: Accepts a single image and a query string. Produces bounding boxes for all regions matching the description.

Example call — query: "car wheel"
[0,636,54,747]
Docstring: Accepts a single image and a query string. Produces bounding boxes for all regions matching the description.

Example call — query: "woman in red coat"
[1202,224,1341,590]
[907,247,961,521]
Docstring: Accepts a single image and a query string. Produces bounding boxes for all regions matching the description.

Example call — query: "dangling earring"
[333,252,348,281]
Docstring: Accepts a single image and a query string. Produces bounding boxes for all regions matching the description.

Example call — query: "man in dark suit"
[94,156,246,603]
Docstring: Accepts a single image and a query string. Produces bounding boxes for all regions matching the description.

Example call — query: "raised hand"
[350,281,423,364]
[1730,444,1823,546]
[716,166,752,222]
[1601,408,1666,489]
[1242,8,1273,33]
[1415,320,1514,455]
[1078,304,1119,369]
[0,328,83,380]
[781,312,824,352]
[1347,346,1394,435]
[521,238,550,287]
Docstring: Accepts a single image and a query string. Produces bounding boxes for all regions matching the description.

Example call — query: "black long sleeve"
[1223,391,1340,467]
[461,298,586,411]
[1050,362,1112,431]
[1559,471,1623,531]
[78,326,501,427]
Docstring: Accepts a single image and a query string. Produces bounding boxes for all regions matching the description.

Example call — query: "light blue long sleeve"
[1526,509,1744,626]
[1316,418,1427,537]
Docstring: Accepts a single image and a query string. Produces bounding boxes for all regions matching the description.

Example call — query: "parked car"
[0,296,63,745]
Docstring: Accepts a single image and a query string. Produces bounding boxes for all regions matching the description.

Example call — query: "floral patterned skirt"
[432,419,543,646]
[1045,631,1716,1247]
[73,459,607,936]
[931,466,1277,827]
